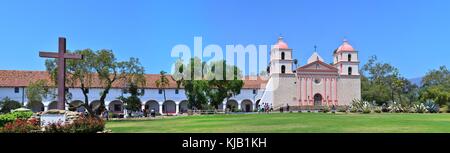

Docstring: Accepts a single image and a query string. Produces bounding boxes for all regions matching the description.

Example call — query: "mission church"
[0,37,360,116]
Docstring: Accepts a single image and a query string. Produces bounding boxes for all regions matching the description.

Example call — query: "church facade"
[260,37,361,108]
[0,37,361,115]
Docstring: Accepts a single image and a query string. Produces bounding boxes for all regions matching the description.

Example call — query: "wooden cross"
[39,37,83,110]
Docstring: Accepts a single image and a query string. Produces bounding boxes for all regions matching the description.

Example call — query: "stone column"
[223,102,226,111]
[176,103,179,114]
[159,103,163,115]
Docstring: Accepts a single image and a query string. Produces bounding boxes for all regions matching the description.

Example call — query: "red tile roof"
[0,70,267,89]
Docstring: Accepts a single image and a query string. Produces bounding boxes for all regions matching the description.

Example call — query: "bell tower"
[333,39,360,76]
[269,36,294,75]
[333,39,361,105]
[261,36,298,109]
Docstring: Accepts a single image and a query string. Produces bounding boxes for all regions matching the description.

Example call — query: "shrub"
[1,118,40,133]
[424,100,439,113]
[389,102,403,113]
[11,111,33,119]
[374,106,382,113]
[322,106,330,113]
[381,103,390,112]
[0,97,22,114]
[413,103,427,113]
[45,117,105,133]
[349,107,358,113]
[337,106,348,113]
[362,105,371,114]
[0,113,16,127]
[351,99,372,113]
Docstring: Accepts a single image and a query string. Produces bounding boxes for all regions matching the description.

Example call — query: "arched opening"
[163,100,176,114]
[281,52,285,60]
[179,100,188,114]
[348,54,352,61]
[108,100,124,114]
[241,100,253,112]
[348,67,352,75]
[226,100,239,112]
[90,100,101,112]
[314,94,323,106]
[48,101,58,110]
[29,101,44,113]
[281,65,286,74]
[145,100,160,113]
[70,100,85,113]
[217,103,224,110]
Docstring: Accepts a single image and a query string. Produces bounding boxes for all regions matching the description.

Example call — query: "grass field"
[106,113,450,133]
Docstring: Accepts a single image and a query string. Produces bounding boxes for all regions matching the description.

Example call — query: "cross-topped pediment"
[297,60,338,73]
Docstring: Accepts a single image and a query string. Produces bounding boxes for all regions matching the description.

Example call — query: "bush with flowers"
[0,118,40,133]
[44,116,105,133]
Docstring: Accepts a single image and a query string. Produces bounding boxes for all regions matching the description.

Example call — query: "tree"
[45,49,146,117]
[173,57,209,109]
[172,58,244,110]
[155,71,170,103]
[0,97,22,114]
[25,79,51,110]
[420,66,450,106]
[205,60,244,109]
[118,83,144,112]
[361,55,417,105]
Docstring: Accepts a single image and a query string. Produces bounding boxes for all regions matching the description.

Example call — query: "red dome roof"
[274,36,288,49]
[336,39,355,52]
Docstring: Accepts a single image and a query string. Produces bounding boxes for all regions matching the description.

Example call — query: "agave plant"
[351,99,372,113]
[424,99,440,113]
[388,101,403,113]
[362,103,372,114]
[413,103,427,113]
[322,105,330,113]
[373,106,382,113]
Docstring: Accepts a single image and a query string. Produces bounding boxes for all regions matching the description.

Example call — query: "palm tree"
[155,71,170,104]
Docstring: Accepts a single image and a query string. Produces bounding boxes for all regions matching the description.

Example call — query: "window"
[348,67,353,75]
[253,89,257,94]
[85,88,89,94]
[281,65,286,74]
[65,88,69,93]
[158,89,163,94]
[314,78,321,84]
[348,54,352,62]
[14,87,19,93]
[175,89,179,94]
[281,52,285,60]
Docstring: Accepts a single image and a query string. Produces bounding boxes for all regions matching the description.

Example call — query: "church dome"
[274,36,288,49]
[336,39,355,52]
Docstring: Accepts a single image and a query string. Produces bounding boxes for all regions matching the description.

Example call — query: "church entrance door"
[314,94,323,106]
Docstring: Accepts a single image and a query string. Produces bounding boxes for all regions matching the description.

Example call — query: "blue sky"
[0,0,449,79]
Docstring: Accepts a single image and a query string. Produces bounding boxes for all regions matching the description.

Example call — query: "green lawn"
[106,113,450,133]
